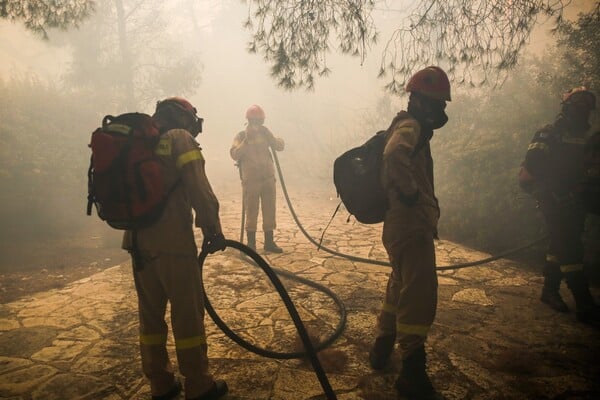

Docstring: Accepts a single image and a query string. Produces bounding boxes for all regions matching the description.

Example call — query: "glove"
[397,189,419,207]
[202,232,227,254]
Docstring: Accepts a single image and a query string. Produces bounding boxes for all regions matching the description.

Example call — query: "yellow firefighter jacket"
[381,111,440,242]
[230,125,284,182]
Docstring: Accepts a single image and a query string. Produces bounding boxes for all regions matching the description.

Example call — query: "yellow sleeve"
[172,130,222,235]
[382,120,420,195]
[230,131,247,161]
[264,127,285,151]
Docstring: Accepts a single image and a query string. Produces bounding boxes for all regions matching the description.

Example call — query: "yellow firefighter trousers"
[376,230,438,359]
[243,177,277,232]
[133,253,214,398]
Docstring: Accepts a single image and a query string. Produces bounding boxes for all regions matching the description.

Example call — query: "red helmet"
[155,97,202,136]
[246,104,266,120]
[562,87,596,110]
[159,97,197,114]
[405,66,451,101]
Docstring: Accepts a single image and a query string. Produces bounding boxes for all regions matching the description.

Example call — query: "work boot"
[246,230,256,251]
[264,231,283,253]
[540,287,569,312]
[151,380,181,400]
[187,380,228,400]
[395,346,440,400]
[576,305,600,327]
[541,263,568,312]
[566,271,600,327]
[368,334,395,370]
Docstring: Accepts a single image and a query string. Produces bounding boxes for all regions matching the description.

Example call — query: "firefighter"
[582,131,600,282]
[582,130,600,216]
[230,105,285,253]
[123,97,228,400]
[369,66,449,399]
[519,87,600,326]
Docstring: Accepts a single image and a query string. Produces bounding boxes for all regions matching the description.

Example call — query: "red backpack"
[86,113,175,230]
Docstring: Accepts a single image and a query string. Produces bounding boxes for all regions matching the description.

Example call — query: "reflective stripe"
[396,322,430,337]
[155,137,172,156]
[527,142,549,152]
[246,136,266,144]
[560,263,584,273]
[140,333,168,346]
[106,123,132,135]
[381,303,397,315]
[395,127,414,135]
[175,335,206,350]
[176,149,203,168]
[546,254,559,263]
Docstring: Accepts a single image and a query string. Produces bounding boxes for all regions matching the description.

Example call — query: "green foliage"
[0,0,94,38]
[381,0,567,92]
[551,3,600,91]
[245,0,377,90]
[432,49,597,253]
[244,0,567,92]
[53,0,203,110]
[0,76,99,240]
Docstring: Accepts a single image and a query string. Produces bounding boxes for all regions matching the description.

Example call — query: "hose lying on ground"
[271,150,547,271]
[198,240,341,400]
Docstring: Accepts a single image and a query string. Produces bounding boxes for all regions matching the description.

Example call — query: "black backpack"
[333,131,388,224]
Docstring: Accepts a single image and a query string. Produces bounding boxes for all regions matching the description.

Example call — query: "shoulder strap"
[411,129,431,158]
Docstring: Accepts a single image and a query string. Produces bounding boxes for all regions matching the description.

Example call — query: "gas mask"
[155,101,203,137]
[408,96,448,130]
[426,105,448,130]
[188,116,203,137]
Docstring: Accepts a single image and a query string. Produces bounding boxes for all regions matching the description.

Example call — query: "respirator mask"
[409,95,448,130]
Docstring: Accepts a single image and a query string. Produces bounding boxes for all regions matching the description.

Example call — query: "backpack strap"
[411,128,432,158]
[86,154,94,216]
[318,201,343,250]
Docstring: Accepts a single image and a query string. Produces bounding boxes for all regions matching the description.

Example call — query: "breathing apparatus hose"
[199,240,341,400]
[271,150,548,271]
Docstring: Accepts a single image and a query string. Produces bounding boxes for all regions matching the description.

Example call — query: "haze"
[0,0,598,275]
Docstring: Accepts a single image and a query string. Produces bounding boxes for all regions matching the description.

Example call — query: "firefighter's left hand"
[202,232,227,254]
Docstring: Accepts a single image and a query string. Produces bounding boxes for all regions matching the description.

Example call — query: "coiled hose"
[198,240,341,399]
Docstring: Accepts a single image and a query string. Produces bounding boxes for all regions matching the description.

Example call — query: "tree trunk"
[114,0,136,110]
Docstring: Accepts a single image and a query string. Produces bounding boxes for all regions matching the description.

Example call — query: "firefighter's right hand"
[202,232,227,254]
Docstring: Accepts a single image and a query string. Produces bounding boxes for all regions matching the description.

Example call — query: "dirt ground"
[1,217,597,305]
[0,226,129,304]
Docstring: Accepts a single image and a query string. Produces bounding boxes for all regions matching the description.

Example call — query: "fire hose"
[198,240,340,400]
[199,149,547,399]
[270,150,547,271]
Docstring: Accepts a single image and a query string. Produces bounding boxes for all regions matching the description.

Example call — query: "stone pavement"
[1,188,599,400]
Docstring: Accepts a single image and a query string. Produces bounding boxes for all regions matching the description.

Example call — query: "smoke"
[0,0,597,273]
